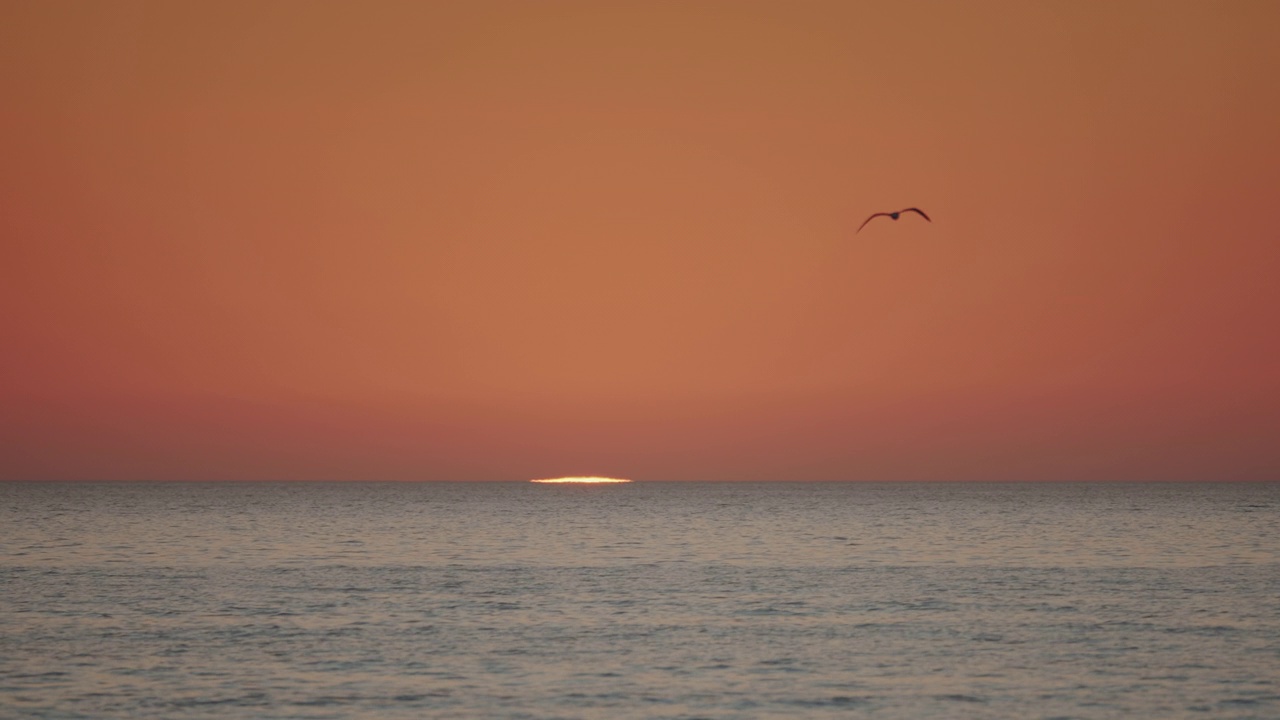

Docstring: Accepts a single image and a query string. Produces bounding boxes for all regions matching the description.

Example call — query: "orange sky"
[3,1,1278,480]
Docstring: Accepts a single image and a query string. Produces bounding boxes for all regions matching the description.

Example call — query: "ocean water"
[2,481,1278,719]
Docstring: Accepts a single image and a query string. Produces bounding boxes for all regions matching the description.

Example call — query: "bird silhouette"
[857,207,931,233]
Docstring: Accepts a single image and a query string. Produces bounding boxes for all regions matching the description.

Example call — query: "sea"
[1,481,1277,719]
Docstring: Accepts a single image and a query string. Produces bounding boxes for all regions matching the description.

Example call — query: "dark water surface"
[2,481,1278,719]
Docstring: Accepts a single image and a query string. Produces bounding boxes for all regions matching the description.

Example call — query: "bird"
[857,207,931,233]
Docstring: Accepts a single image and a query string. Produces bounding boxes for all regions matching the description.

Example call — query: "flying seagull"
[857,207,931,233]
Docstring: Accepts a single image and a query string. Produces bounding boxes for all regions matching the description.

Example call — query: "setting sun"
[530,477,632,484]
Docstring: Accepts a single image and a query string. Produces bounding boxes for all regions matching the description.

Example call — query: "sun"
[530,476,632,484]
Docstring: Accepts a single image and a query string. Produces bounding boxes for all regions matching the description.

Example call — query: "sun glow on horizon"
[530,476,632,484]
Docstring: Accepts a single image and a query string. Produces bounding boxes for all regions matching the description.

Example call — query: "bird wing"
[901,207,931,222]
[856,212,891,233]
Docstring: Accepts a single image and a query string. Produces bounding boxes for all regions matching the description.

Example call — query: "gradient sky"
[3,1,1278,481]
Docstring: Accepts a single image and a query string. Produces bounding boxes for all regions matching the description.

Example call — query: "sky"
[2,0,1278,481]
